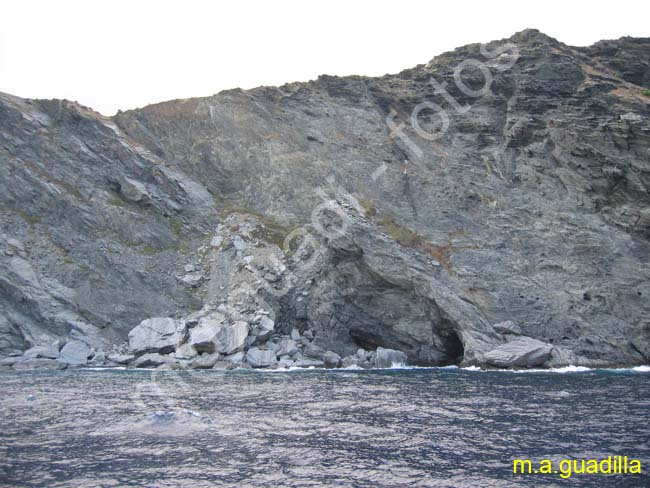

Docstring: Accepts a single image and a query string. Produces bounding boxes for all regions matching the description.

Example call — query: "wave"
[458,364,650,374]
[77,363,650,375]
[84,366,127,371]
[257,363,646,374]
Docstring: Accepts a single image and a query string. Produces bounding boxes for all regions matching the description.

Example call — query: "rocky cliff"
[1,29,649,369]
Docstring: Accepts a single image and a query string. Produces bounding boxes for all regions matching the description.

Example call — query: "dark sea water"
[0,367,648,487]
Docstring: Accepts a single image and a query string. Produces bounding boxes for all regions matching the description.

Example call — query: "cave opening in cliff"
[443,329,465,365]
[349,327,465,366]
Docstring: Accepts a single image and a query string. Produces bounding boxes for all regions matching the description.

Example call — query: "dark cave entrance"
[349,327,465,366]
[441,329,465,365]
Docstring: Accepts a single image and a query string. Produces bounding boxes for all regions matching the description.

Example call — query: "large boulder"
[374,347,407,368]
[224,351,246,365]
[250,316,274,340]
[131,353,174,368]
[89,351,106,365]
[277,338,298,356]
[58,340,91,365]
[23,345,59,359]
[265,340,281,353]
[211,361,232,370]
[214,321,249,354]
[0,356,22,366]
[190,353,222,369]
[129,318,184,356]
[119,176,150,203]
[188,320,248,355]
[304,343,324,359]
[175,342,199,360]
[293,359,325,368]
[484,338,553,368]
[277,357,295,368]
[188,318,222,353]
[323,351,341,368]
[245,348,277,368]
[107,353,134,365]
[13,358,64,370]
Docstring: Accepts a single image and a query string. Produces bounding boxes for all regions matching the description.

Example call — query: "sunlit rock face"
[1,29,649,368]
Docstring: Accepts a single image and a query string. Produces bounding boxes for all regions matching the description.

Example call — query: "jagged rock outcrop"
[493,321,522,335]
[483,338,553,368]
[58,340,91,365]
[128,317,184,356]
[1,29,649,369]
[246,348,278,368]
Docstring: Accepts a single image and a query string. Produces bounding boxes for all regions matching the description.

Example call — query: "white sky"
[1,0,648,115]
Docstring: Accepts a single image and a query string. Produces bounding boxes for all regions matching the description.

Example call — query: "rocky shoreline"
[0,297,600,373]
[0,208,630,372]
[1,30,649,370]
[0,342,409,373]
[0,305,410,371]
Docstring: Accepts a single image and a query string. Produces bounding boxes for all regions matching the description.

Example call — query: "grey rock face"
[245,348,277,368]
[374,348,408,368]
[483,338,554,368]
[178,272,203,288]
[265,340,281,352]
[211,361,231,370]
[107,353,134,365]
[119,177,150,203]
[13,358,64,370]
[250,316,274,341]
[188,319,248,355]
[224,351,246,365]
[58,340,91,365]
[190,353,222,369]
[277,339,298,357]
[0,356,22,366]
[132,353,174,368]
[277,357,295,368]
[23,345,59,359]
[493,321,522,335]
[214,321,249,355]
[323,351,341,368]
[188,317,223,353]
[1,30,649,368]
[128,318,183,356]
[293,359,325,368]
[304,343,324,359]
[89,351,106,365]
[174,342,199,360]
[233,236,247,251]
